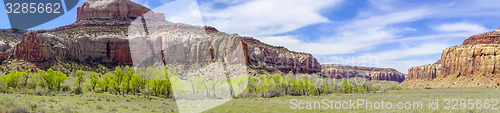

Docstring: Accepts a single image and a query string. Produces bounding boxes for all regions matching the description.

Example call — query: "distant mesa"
[77,0,165,21]
[321,64,406,83]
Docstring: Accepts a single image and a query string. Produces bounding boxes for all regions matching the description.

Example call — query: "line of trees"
[0,66,403,99]
[0,66,175,98]
[244,74,369,98]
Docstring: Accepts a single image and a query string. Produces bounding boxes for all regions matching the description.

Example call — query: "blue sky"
[2,0,500,73]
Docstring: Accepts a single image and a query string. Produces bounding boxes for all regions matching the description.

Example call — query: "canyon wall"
[403,28,500,88]
[0,0,322,74]
[0,0,406,82]
[321,64,406,82]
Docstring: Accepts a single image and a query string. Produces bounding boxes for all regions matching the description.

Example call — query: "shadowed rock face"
[321,64,406,82]
[403,28,500,88]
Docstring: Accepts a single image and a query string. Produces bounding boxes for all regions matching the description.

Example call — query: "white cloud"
[432,22,488,33]
[199,0,343,36]
[258,8,433,56]
[156,0,495,73]
[324,43,451,73]
[152,0,205,26]
[358,43,450,61]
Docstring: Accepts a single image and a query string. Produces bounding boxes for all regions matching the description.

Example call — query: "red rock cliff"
[463,28,500,45]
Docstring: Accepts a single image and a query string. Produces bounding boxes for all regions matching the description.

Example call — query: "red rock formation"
[77,0,165,21]
[1,0,323,75]
[463,30,500,45]
[4,31,133,65]
[13,31,47,61]
[321,64,406,82]
[403,28,500,88]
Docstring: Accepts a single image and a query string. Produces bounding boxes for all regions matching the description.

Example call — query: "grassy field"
[205,88,500,113]
[1,88,499,112]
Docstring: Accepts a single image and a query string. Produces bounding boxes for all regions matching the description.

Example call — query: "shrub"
[357,86,368,93]
[389,83,404,90]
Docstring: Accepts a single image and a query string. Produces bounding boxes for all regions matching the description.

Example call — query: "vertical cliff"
[402,28,500,88]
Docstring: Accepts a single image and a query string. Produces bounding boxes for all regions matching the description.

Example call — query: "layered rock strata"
[403,29,500,88]
[0,0,407,82]
[321,64,406,82]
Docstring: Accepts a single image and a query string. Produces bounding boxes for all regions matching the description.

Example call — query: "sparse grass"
[204,88,500,112]
[1,88,499,112]
[0,92,178,113]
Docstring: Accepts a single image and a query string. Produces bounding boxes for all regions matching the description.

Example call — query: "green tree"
[98,75,111,92]
[87,72,99,92]
[111,67,125,94]
[40,68,68,90]
[75,70,85,87]
[20,69,31,87]
[52,69,68,90]
[3,71,22,88]
[74,70,85,94]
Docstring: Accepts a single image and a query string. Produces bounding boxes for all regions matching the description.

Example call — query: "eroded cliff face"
[125,21,321,74]
[243,38,321,74]
[0,0,322,75]
[403,29,500,88]
[77,0,165,21]
[407,63,441,80]
[440,44,500,76]
[0,0,403,80]
[321,64,406,82]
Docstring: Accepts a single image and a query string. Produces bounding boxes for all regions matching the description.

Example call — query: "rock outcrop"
[0,0,404,82]
[407,62,441,80]
[0,0,321,75]
[2,30,133,65]
[440,44,500,76]
[243,38,321,74]
[126,21,321,74]
[463,29,500,45]
[321,64,406,82]
[77,0,165,21]
[403,28,500,88]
